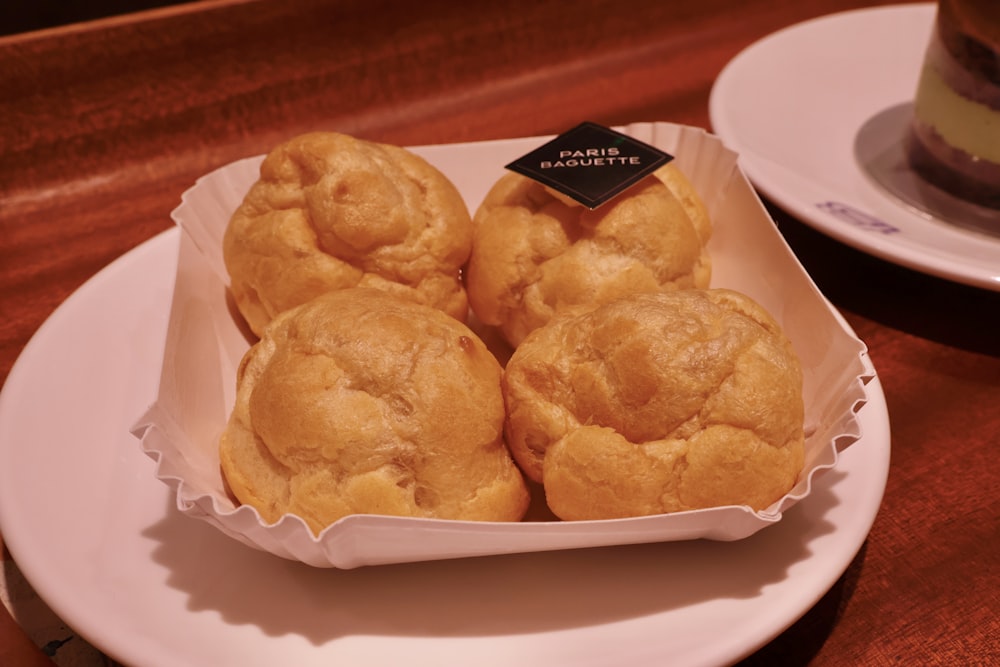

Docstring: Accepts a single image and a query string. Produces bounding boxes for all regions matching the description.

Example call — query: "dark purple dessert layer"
[925,31,1000,108]
[938,4,1000,86]
[907,122,1000,209]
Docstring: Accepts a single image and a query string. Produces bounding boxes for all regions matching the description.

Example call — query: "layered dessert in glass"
[907,0,1000,209]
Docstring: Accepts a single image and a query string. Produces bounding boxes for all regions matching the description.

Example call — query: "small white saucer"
[709,3,1000,291]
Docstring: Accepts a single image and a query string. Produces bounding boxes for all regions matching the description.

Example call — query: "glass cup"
[906,0,1000,209]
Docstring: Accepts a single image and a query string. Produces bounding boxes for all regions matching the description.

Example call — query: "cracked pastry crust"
[220,288,530,535]
[465,163,712,348]
[223,131,473,337]
[501,288,804,521]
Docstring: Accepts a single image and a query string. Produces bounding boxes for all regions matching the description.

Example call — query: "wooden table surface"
[1,0,998,665]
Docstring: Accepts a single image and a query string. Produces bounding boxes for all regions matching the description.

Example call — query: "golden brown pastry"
[465,163,711,348]
[223,131,473,336]
[220,288,530,534]
[502,288,804,521]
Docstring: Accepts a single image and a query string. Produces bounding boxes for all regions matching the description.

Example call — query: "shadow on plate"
[735,539,869,666]
[141,470,844,645]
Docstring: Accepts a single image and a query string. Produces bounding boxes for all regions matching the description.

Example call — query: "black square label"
[505,122,674,209]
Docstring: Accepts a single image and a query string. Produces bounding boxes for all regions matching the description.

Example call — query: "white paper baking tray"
[132,122,875,568]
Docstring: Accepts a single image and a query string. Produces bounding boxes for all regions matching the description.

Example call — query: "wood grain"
[1,1,998,665]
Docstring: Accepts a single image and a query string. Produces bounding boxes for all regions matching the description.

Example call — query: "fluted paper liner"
[131,122,877,568]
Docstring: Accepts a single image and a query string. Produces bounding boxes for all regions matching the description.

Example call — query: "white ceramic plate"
[0,228,889,666]
[709,3,1000,291]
